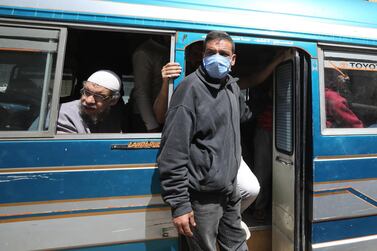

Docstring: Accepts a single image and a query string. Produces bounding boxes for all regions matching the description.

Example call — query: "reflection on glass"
[324,57,377,128]
[0,51,54,131]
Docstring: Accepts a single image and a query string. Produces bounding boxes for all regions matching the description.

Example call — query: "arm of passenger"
[153,62,182,124]
[331,98,364,128]
[238,48,293,89]
[132,50,160,131]
[157,105,195,217]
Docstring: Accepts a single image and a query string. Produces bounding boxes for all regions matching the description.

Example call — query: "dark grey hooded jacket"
[157,66,252,217]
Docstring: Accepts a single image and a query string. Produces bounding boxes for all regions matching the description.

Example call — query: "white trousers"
[237,157,260,212]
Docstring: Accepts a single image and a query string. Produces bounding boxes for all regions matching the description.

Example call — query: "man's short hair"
[204,31,235,53]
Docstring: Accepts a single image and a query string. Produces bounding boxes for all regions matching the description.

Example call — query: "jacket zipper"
[225,85,239,169]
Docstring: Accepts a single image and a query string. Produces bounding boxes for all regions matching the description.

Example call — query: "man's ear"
[110,93,120,106]
[231,54,236,67]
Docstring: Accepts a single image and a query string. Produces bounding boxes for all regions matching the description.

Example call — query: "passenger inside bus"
[56,70,127,133]
[153,62,182,125]
[128,37,170,133]
[152,42,203,127]
[324,68,364,128]
[152,41,203,126]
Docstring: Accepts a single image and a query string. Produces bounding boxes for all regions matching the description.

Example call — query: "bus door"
[177,31,315,250]
[0,23,178,250]
[272,50,310,251]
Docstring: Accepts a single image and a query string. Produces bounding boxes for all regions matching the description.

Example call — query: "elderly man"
[57,70,126,133]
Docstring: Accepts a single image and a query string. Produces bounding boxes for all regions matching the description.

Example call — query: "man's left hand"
[172,211,196,237]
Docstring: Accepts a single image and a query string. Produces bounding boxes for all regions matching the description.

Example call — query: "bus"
[1,0,377,250]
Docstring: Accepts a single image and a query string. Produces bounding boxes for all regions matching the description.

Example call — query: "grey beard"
[79,105,110,125]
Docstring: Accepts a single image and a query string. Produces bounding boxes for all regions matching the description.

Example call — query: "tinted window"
[275,61,293,153]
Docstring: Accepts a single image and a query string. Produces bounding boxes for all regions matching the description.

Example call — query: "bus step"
[247,225,272,251]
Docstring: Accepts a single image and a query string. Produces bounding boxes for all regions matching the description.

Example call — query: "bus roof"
[122,0,377,27]
[1,0,377,43]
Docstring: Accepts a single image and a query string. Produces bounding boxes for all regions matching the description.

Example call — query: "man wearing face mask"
[158,31,251,251]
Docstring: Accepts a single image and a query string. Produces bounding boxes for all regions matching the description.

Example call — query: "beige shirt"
[132,39,169,130]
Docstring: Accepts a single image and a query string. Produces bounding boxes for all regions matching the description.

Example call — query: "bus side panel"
[65,239,179,251]
[0,140,178,250]
[311,47,377,250]
[311,157,377,250]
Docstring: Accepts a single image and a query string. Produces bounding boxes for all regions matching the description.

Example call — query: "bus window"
[322,51,377,129]
[0,26,61,132]
[59,29,172,134]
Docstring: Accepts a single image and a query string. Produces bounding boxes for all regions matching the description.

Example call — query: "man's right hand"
[161,62,182,80]
[173,211,196,237]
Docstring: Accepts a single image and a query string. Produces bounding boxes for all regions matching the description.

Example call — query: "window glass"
[0,64,15,93]
[0,50,55,131]
[323,52,377,129]
[60,71,75,98]
[122,75,134,104]
[275,61,293,154]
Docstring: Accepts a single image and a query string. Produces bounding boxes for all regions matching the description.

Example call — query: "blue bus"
[0,0,377,250]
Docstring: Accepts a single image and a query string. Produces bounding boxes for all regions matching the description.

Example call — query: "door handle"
[275,156,293,166]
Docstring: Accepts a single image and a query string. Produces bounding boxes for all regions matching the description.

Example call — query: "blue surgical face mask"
[203,54,231,79]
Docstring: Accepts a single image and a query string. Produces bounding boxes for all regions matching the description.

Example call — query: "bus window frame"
[53,29,176,140]
[318,45,377,135]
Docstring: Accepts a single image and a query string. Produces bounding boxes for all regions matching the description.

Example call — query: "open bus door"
[272,50,310,251]
[176,32,315,250]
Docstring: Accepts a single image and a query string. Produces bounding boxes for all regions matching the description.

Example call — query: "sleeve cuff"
[171,202,192,218]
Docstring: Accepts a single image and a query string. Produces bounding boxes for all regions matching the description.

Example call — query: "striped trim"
[50,237,179,251]
[316,154,377,160]
[0,163,157,174]
[0,194,161,207]
[314,177,377,185]
[314,190,349,197]
[313,234,377,250]
[0,206,170,223]
[314,188,377,207]
[312,215,377,243]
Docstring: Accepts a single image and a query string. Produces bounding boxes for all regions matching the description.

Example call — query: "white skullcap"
[87,70,121,92]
